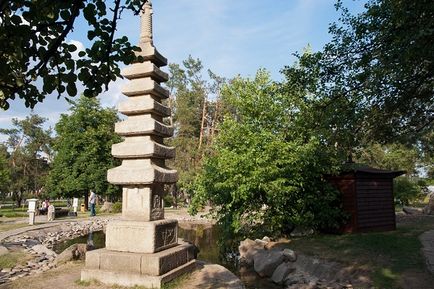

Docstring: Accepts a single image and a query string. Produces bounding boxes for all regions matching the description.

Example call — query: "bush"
[394,177,424,206]
[111,202,122,213]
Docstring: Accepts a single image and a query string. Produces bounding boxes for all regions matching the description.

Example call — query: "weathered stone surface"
[107,160,178,185]
[120,186,164,221]
[118,95,171,117]
[121,62,168,82]
[253,250,284,277]
[423,193,434,215]
[135,44,167,67]
[106,219,178,253]
[99,202,114,213]
[55,243,87,265]
[283,248,297,262]
[122,78,169,98]
[115,115,174,137]
[31,245,56,257]
[81,260,197,289]
[0,245,9,256]
[239,238,266,266]
[112,136,175,159]
[271,262,296,284]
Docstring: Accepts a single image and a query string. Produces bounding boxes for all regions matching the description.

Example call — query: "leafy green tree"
[355,143,420,176]
[284,0,434,147]
[190,70,346,240]
[0,0,148,109]
[46,96,121,206]
[0,114,53,206]
[0,145,11,198]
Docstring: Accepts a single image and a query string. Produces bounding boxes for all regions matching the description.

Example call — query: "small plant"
[112,202,122,213]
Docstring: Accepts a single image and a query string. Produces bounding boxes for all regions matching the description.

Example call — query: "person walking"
[89,191,96,216]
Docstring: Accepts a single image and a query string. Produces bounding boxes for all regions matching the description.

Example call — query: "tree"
[166,56,226,201]
[46,96,121,206]
[190,70,346,241]
[0,0,148,109]
[355,143,420,176]
[283,0,434,148]
[0,145,11,198]
[0,114,53,206]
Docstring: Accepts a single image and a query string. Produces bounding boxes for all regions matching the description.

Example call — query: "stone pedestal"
[81,1,196,287]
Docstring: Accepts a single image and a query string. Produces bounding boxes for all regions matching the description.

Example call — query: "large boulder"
[100,201,114,213]
[253,250,285,277]
[271,262,296,284]
[239,238,266,266]
[55,243,87,265]
[32,244,56,257]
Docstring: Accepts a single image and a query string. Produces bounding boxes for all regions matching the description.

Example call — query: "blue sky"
[0,0,366,139]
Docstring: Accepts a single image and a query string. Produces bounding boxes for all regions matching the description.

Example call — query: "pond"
[54,223,282,289]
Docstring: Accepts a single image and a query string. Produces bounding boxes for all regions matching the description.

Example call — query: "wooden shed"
[327,167,404,233]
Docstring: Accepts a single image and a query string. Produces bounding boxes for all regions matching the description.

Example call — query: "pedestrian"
[89,191,96,216]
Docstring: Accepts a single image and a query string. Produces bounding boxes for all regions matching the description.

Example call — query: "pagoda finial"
[140,0,153,46]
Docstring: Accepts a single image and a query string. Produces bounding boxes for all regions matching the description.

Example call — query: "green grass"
[289,216,434,288]
[0,223,28,232]
[0,252,30,268]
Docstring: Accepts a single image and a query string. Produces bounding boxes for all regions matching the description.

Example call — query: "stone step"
[115,115,173,137]
[122,78,169,98]
[122,62,168,82]
[107,160,178,185]
[81,259,197,289]
[112,136,175,159]
[118,95,171,117]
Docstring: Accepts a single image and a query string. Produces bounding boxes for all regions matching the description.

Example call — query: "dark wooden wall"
[355,174,396,232]
[327,171,397,233]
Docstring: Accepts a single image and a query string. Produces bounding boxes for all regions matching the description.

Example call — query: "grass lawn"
[289,216,434,288]
[0,222,29,232]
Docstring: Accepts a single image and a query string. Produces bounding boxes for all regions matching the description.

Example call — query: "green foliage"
[166,56,227,200]
[393,177,424,206]
[0,114,52,206]
[111,201,122,213]
[46,96,121,199]
[355,143,420,176]
[0,0,147,109]
[0,145,11,196]
[283,0,434,148]
[190,70,346,239]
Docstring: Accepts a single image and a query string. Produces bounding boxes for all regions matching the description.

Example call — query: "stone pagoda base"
[81,242,197,288]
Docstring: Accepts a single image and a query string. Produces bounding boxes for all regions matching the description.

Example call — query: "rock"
[239,238,266,266]
[271,262,296,284]
[100,201,114,213]
[403,206,423,215]
[1,268,11,273]
[423,193,434,215]
[283,248,297,262]
[0,246,9,256]
[24,239,40,248]
[31,245,57,257]
[262,236,271,243]
[55,243,87,265]
[253,250,285,277]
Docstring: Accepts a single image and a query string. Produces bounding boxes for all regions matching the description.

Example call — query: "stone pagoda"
[81,1,196,287]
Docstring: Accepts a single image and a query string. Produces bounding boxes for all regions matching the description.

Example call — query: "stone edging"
[419,230,434,274]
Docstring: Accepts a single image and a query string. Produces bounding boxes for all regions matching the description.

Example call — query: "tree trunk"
[198,98,207,150]
[84,191,89,211]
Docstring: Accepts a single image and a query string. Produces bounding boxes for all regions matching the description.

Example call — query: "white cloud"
[68,40,85,60]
